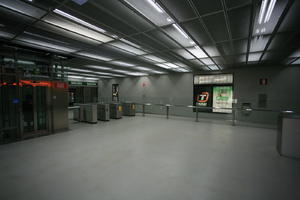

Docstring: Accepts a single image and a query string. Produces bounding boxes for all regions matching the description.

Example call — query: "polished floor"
[0,115,299,200]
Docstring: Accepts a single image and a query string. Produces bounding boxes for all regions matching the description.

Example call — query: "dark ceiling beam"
[220,0,235,68]
[258,0,295,62]
[186,0,226,70]
[245,0,255,64]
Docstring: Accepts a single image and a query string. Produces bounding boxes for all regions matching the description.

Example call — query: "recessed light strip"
[172,24,189,39]
[146,0,164,13]
[53,9,106,33]
[264,0,276,23]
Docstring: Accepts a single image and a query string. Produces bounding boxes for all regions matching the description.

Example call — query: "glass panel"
[36,86,47,130]
[22,85,34,133]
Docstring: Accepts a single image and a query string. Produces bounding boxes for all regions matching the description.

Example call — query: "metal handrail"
[127,102,297,125]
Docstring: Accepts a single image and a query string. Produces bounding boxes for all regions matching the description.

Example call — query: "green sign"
[213,86,233,113]
[69,81,98,86]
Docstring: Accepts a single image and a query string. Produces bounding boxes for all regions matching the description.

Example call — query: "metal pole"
[196,106,199,122]
[142,104,145,116]
[232,107,236,126]
[166,105,169,119]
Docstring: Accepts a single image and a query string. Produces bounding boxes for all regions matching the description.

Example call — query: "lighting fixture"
[208,65,219,70]
[200,58,214,65]
[111,61,136,67]
[110,41,147,55]
[155,63,171,69]
[264,0,276,23]
[68,68,92,73]
[53,9,106,33]
[146,0,164,13]
[120,38,141,48]
[134,66,152,71]
[76,52,112,61]
[189,46,208,58]
[86,65,112,70]
[164,63,180,68]
[16,38,78,53]
[258,0,268,24]
[172,24,189,39]
[127,72,148,76]
[143,55,166,63]
[167,18,172,22]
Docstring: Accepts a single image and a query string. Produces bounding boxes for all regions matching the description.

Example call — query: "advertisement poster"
[212,86,233,113]
[193,85,212,112]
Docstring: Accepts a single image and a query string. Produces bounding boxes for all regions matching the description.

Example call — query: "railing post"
[166,105,169,119]
[195,106,199,122]
[142,104,145,116]
[232,106,236,126]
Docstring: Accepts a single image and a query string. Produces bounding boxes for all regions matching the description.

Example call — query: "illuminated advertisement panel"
[212,86,233,113]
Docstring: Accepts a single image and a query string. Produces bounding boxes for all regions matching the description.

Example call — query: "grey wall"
[99,66,300,125]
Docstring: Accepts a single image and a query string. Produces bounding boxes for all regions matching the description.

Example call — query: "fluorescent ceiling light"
[110,41,147,55]
[155,63,171,69]
[143,55,166,63]
[120,38,141,48]
[76,52,113,61]
[164,62,179,69]
[248,52,262,62]
[146,0,164,13]
[208,65,219,70]
[43,15,113,43]
[69,68,91,73]
[16,38,78,53]
[264,0,276,23]
[172,24,189,39]
[68,75,98,80]
[151,70,166,74]
[188,46,208,58]
[200,58,214,65]
[258,0,268,24]
[127,72,148,76]
[111,61,136,67]
[53,9,106,33]
[134,66,152,71]
[86,65,112,70]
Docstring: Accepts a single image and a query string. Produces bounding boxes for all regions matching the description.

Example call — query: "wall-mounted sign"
[212,86,233,113]
[194,74,233,85]
[193,85,212,112]
[112,84,119,102]
[193,74,233,113]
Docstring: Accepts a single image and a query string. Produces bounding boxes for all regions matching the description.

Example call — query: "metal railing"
[133,102,297,126]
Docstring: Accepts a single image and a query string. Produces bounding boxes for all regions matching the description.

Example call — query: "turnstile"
[110,103,122,119]
[123,102,136,116]
[83,104,98,123]
[73,104,85,122]
[97,103,110,121]
[74,104,97,123]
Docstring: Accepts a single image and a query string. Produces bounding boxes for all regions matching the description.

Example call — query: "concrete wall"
[99,66,300,125]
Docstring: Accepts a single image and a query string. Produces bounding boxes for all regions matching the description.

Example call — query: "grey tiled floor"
[0,115,299,200]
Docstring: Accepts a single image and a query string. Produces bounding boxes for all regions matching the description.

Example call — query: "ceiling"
[0,0,300,79]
